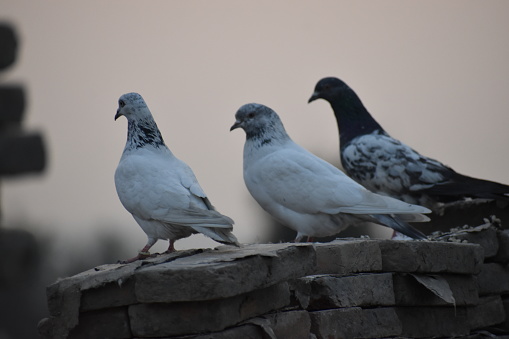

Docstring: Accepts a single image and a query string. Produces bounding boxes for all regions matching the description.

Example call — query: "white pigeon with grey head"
[115,92,238,263]
[230,103,430,241]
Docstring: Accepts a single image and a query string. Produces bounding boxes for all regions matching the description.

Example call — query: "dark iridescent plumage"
[309,77,509,210]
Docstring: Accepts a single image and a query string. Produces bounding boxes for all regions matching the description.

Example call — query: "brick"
[467,295,505,330]
[378,240,483,274]
[497,297,509,331]
[395,307,469,337]
[262,310,311,339]
[47,249,202,316]
[295,273,394,310]
[393,273,478,306]
[170,324,266,339]
[313,239,382,275]
[309,307,401,339]
[80,278,136,312]
[477,263,509,295]
[68,307,131,339]
[0,132,45,175]
[360,308,402,338]
[493,229,509,262]
[129,282,291,337]
[453,226,499,258]
[134,243,315,303]
[310,307,363,339]
[170,314,310,339]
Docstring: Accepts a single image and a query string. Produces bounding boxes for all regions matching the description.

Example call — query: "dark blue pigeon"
[309,77,509,211]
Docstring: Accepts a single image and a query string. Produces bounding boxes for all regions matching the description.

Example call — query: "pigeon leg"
[165,239,176,253]
[293,233,305,243]
[119,238,157,264]
[306,236,315,242]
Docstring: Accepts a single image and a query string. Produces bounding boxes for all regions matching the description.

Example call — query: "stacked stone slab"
[437,221,509,335]
[39,231,509,338]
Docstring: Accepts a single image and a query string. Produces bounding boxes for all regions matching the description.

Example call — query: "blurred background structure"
[1,2,509,338]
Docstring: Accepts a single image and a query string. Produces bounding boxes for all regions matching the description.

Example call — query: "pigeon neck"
[245,124,290,149]
[328,94,384,149]
[125,118,165,151]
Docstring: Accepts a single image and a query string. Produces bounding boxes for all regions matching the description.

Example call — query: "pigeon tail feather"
[191,225,239,246]
[372,214,427,240]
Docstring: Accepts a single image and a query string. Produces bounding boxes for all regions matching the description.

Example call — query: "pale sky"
[2,1,509,254]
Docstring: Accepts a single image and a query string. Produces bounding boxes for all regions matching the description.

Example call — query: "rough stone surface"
[313,239,382,275]
[67,307,131,339]
[360,307,402,338]
[498,297,509,332]
[296,273,394,310]
[395,307,470,338]
[39,238,509,338]
[467,295,505,330]
[477,263,509,295]
[393,273,479,306]
[170,324,266,339]
[134,243,315,303]
[80,278,136,311]
[262,310,311,339]
[379,240,483,274]
[310,307,401,339]
[129,282,291,337]
[309,307,364,339]
[453,226,499,258]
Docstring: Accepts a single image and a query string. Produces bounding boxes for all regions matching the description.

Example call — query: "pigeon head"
[116,92,165,150]
[115,92,151,121]
[308,77,350,103]
[308,77,384,146]
[230,103,289,143]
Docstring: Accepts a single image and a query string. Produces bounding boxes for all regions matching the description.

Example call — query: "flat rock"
[134,243,315,303]
[395,306,469,338]
[378,240,483,274]
[294,273,394,310]
[309,307,401,339]
[466,295,505,330]
[313,239,382,275]
[393,273,479,306]
[129,282,291,337]
[477,263,509,295]
[67,307,131,339]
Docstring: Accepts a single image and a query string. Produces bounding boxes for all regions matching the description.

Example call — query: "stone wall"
[38,221,509,339]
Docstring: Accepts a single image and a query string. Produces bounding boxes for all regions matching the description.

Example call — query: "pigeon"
[115,92,238,263]
[230,103,430,241]
[308,77,509,210]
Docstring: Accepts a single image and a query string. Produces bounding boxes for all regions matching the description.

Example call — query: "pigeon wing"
[342,132,450,195]
[116,151,233,228]
[246,144,429,217]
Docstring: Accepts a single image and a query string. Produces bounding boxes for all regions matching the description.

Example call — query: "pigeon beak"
[308,92,320,103]
[114,110,122,121]
[230,120,242,131]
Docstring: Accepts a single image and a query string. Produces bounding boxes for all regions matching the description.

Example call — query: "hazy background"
[1,1,509,337]
[2,1,509,260]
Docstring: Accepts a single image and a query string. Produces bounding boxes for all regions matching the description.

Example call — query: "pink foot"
[118,251,151,264]
[165,240,176,253]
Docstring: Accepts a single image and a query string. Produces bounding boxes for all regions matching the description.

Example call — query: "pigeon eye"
[247,112,255,119]
[119,100,125,108]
